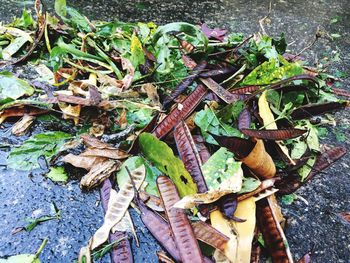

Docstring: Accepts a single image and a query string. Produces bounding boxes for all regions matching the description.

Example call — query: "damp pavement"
[0,0,349,262]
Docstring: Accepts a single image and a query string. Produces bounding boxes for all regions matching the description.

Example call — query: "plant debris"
[0,1,348,262]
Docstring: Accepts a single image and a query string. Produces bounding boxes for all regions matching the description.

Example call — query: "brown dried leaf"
[58,103,81,125]
[90,165,146,250]
[62,153,106,170]
[0,106,48,124]
[80,159,120,189]
[11,115,35,136]
[80,148,129,160]
[141,83,161,107]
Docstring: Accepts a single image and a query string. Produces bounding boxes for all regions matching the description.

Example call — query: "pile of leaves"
[1,0,349,262]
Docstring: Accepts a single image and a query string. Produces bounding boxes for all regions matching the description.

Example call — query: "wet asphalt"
[0,0,349,262]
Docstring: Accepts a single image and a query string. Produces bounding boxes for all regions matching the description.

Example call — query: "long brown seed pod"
[199,67,235,79]
[276,146,347,194]
[240,128,307,140]
[290,101,348,120]
[192,135,211,164]
[332,87,350,97]
[230,85,260,94]
[163,61,207,107]
[138,202,181,262]
[157,176,205,263]
[152,84,207,139]
[100,179,133,263]
[256,196,294,263]
[191,221,229,252]
[250,229,262,263]
[174,121,208,193]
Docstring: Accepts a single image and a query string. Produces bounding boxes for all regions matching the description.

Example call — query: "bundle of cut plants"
[0,0,349,262]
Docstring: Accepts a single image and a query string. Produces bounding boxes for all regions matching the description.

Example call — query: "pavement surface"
[0,0,349,262]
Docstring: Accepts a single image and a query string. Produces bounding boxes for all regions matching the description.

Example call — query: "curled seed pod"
[291,101,348,120]
[163,61,207,108]
[192,135,211,164]
[152,84,207,139]
[191,221,229,252]
[174,121,208,193]
[212,134,256,159]
[157,176,205,263]
[256,197,293,263]
[215,193,240,221]
[241,139,276,179]
[240,128,307,140]
[238,108,252,130]
[100,180,133,263]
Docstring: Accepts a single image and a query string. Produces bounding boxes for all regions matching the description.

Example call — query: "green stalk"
[86,38,123,79]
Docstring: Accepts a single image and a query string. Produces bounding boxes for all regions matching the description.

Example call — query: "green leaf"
[217,101,245,123]
[334,129,347,142]
[272,33,287,54]
[195,107,241,144]
[139,133,197,197]
[281,194,297,205]
[24,204,60,232]
[152,22,208,51]
[54,0,67,17]
[0,72,34,103]
[116,156,161,196]
[7,131,71,171]
[46,167,68,183]
[241,58,303,85]
[65,7,91,32]
[298,155,316,181]
[0,254,39,263]
[238,177,261,194]
[1,36,30,60]
[331,33,341,39]
[0,238,47,263]
[201,147,243,192]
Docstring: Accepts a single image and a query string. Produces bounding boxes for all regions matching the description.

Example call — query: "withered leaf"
[11,115,35,136]
[62,153,105,171]
[80,159,120,189]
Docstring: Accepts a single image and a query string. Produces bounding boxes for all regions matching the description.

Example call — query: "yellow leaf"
[210,210,237,262]
[232,197,256,263]
[258,91,294,164]
[59,103,81,125]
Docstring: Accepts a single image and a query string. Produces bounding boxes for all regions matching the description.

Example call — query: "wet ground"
[0,0,350,262]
